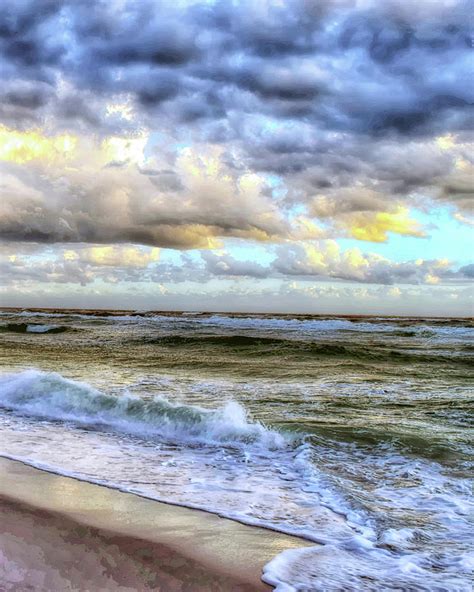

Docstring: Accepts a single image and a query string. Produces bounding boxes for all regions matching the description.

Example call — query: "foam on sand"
[0,456,312,591]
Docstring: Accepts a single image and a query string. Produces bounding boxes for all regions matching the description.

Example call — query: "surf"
[0,370,286,450]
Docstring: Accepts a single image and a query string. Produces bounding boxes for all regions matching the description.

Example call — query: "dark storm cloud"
[55,95,102,128]
[1,0,471,131]
[0,0,472,249]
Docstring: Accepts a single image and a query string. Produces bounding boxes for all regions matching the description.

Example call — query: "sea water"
[0,310,472,591]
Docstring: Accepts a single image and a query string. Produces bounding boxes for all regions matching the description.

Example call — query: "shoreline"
[0,457,313,591]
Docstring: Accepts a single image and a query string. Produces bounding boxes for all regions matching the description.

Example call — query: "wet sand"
[0,457,312,591]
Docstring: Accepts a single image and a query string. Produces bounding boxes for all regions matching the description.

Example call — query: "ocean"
[0,309,472,591]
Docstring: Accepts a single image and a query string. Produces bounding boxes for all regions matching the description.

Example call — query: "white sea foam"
[26,324,60,333]
[196,315,392,333]
[0,310,78,318]
[262,542,473,592]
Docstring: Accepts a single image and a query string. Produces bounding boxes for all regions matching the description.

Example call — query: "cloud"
[65,245,160,268]
[0,125,76,163]
[0,0,472,307]
[2,1,471,130]
[201,251,269,278]
[459,263,474,278]
[0,239,471,301]
[344,207,425,242]
[0,243,163,287]
[198,241,472,286]
[0,128,290,248]
[3,243,471,315]
[272,241,463,285]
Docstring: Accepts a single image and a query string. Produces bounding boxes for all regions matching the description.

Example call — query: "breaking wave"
[0,370,285,450]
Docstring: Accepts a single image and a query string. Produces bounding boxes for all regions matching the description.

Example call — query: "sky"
[0,0,473,315]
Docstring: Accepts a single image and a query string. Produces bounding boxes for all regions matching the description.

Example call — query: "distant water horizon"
[1,305,473,320]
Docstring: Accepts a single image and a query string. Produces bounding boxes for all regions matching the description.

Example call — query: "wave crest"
[0,370,285,449]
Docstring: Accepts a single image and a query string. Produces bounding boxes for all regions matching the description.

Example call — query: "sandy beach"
[0,457,312,591]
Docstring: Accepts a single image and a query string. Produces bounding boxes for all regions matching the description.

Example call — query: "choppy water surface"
[0,309,472,591]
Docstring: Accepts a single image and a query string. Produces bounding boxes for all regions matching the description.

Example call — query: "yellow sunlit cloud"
[434,258,450,269]
[63,250,79,261]
[300,241,377,276]
[84,245,160,267]
[348,207,425,242]
[425,273,440,284]
[344,247,369,269]
[436,134,456,151]
[304,244,328,271]
[0,126,77,164]
[455,157,471,171]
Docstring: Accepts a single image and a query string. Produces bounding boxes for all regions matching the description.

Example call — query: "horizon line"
[1,306,472,321]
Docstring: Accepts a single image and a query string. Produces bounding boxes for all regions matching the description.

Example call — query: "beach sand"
[0,457,312,591]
